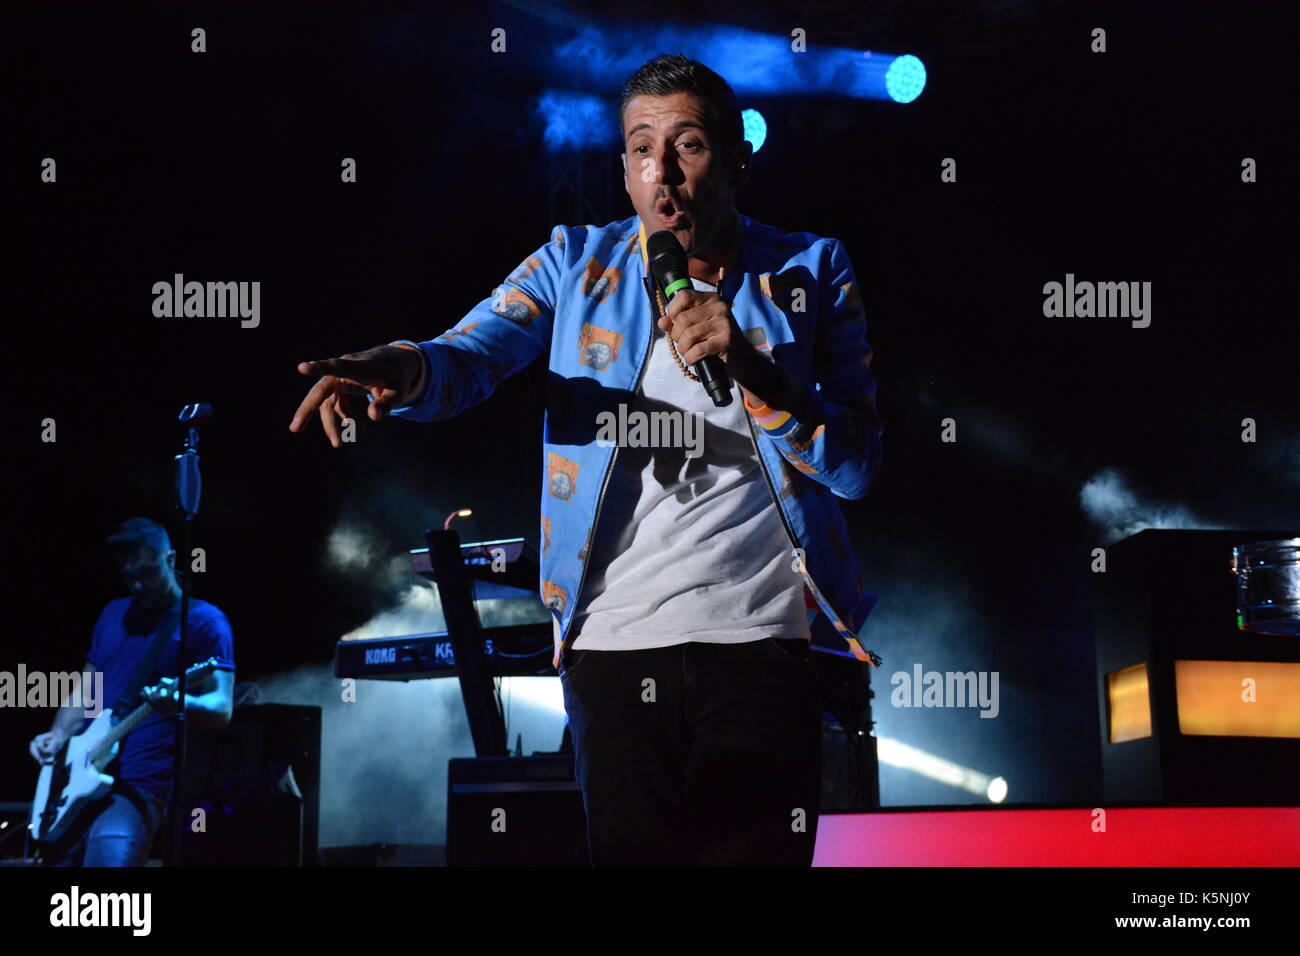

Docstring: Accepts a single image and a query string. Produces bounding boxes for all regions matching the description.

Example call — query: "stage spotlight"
[741,108,767,153]
[545,25,926,105]
[987,776,1009,803]
[884,54,926,103]
[877,735,1007,802]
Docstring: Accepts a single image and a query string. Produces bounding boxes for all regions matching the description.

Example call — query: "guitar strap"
[111,603,183,721]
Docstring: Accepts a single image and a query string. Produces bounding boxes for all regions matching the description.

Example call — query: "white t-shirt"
[569,277,811,650]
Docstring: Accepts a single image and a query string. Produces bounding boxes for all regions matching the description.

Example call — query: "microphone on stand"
[175,403,212,517]
[647,230,733,407]
[169,401,212,866]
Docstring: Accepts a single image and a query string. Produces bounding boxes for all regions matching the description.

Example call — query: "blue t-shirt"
[86,596,236,801]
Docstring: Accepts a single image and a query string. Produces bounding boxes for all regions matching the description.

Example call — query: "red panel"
[814,806,1300,866]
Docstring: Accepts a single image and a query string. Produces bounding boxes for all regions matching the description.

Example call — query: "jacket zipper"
[560,277,660,654]
[744,408,805,562]
[746,396,886,667]
[748,406,882,666]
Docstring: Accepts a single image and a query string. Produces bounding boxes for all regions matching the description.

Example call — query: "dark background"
[7,0,1298,812]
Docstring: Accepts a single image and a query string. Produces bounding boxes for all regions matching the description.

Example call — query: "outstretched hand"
[289,344,424,447]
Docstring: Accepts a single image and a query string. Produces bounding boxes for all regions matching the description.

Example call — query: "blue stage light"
[532,33,929,153]
[534,89,616,151]
[741,108,767,153]
[547,25,926,105]
[884,54,926,103]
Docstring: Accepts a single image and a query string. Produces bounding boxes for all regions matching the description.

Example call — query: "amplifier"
[1095,529,1300,804]
[170,703,322,866]
[446,755,589,866]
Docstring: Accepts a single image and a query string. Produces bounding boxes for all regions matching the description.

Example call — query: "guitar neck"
[88,701,157,772]
[83,658,218,772]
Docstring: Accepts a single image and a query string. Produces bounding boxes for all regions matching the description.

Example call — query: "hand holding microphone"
[647,230,735,407]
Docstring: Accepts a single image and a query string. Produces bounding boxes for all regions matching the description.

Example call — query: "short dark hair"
[107,517,171,557]
[618,53,744,161]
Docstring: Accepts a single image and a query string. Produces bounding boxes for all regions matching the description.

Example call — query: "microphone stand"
[168,402,211,866]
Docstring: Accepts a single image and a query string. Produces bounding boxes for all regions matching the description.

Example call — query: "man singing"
[290,54,882,865]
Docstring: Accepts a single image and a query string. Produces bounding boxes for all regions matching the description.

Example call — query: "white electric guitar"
[30,657,220,842]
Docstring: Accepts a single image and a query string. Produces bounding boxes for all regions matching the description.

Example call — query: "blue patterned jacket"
[392,213,883,669]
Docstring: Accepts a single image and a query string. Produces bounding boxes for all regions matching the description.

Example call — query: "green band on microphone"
[664,278,692,298]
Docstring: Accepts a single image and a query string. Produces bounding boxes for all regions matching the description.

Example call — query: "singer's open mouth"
[656,197,688,225]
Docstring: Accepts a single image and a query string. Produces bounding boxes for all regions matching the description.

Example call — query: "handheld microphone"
[647,229,733,407]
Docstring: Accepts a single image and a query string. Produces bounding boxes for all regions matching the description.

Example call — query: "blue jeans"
[43,783,168,867]
[560,637,823,866]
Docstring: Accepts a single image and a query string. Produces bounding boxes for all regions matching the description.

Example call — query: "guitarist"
[27,518,235,866]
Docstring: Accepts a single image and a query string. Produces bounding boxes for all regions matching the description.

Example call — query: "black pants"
[560,637,822,866]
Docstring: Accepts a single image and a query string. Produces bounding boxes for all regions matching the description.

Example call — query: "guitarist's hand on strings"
[29,731,68,765]
[289,344,427,448]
